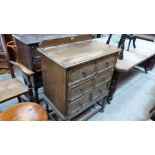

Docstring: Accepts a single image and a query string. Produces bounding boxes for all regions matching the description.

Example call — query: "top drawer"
[96,55,116,73]
[68,62,96,85]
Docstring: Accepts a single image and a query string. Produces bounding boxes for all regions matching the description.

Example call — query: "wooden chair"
[106,34,135,51]
[0,34,34,103]
[106,34,126,60]
[132,34,155,49]
[0,102,48,121]
[3,34,18,62]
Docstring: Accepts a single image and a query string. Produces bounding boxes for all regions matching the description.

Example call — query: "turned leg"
[149,106,155,114]
[133,37,136,48]
[17,97,22,103]
[97,34,101,38]
[127,38,132,51]
[145,68,148,73]
[150,56,155,70]
[97,100,106,112]
[108,70,120,103]
[118,34,126,60]
[106,34,112,44]
[25,76,34,102]
[34,87,39,102]
[100,98,108,112]
[142,56,155,73]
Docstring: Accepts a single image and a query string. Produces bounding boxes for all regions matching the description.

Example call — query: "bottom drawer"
[67,81,111,116]
[68,93,91,115]
[92,81,111,101]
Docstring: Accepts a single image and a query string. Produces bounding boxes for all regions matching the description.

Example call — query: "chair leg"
[106,34,112,44]
[127,39,132,51]
[17,96,22,103]
[34,87,39,102]
[133,38,136,48]
[97,34,101,38]
[28,89,34,102]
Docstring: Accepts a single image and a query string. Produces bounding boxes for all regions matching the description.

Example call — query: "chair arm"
[7,41,16,50]
[6,41,19,62]
[7,41,15,46]
[9,61,34,76]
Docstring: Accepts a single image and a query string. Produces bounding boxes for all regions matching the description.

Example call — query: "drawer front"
[68,62,95,85]
[68,79,94,101]
[95,68,113,87]
[31,45,41,72]
[96,55,116,73]
[91,81,110,101]
[68,93,91,115]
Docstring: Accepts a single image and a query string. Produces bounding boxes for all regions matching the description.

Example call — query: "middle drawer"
[95,68,113,87]
[68,79,94,101]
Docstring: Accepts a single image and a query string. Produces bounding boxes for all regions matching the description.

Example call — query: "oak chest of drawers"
[38,39,119,120]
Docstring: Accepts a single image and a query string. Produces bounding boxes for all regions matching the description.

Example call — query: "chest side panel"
[41,55,66,115]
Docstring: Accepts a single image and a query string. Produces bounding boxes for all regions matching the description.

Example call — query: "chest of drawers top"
[38,39,120,68]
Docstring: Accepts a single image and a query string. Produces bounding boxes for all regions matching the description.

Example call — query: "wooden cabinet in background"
[38,39,119,120]
[13,34,92,100]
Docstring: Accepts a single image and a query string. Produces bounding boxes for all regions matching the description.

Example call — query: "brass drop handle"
[80,88,84,94]
[106,62,109,68]
[78,102,83,108]
[82,71,87,78]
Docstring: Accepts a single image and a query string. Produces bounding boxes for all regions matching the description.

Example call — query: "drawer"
[68,62,95,84]
[95,68,113,87]
[96,55,116,73]
[68,79,94,101]
[91,81,111,101]
[68,93,91,115]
